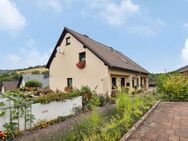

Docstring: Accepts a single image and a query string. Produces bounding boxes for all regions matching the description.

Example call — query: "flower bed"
[27,93,157,141]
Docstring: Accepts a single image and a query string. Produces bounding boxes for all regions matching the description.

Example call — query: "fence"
[0,96,82,131]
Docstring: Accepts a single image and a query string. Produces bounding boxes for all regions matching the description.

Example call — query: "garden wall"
[0,96,82,131]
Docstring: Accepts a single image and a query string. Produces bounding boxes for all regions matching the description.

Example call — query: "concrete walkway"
[128,102,188,141]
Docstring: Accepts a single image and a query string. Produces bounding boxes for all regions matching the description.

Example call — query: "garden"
[1,72,187,141]
[0,85,115,141]
[28,93,156,141]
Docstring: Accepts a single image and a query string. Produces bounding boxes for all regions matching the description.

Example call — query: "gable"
[47,29,107,69]
[46,27,149,74]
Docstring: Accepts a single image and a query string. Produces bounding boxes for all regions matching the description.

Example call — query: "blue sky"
[0,0,188,73]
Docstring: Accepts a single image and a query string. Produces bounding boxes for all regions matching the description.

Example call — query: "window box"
[64,86,73,92]
[76,61,86,69]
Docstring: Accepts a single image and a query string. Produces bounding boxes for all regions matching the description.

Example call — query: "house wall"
[108,69,148,94]
[49,33,109,95]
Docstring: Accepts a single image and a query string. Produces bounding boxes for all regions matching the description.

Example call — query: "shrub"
[157,73,188,101]
[98,95,106,107]
[25,80,42,88]
[34,92,79,104]
[42,71,49,78]
[31,71,40,74]
[80,86,93,94]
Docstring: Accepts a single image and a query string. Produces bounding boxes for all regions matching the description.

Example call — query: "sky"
[0,0,188,73]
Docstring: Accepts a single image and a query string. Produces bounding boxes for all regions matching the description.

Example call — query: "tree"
[157,73,188,100]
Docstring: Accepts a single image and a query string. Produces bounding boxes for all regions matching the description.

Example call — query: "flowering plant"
[0,130,14,141]
[76,61,86,69]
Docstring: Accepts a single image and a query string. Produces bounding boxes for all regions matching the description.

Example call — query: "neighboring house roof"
[2,81,20,91]
[176,65,188,73]
[22,74,49,88]
[46,27,149,74]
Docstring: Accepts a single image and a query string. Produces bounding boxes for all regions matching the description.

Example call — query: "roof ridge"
[65,27,114,50]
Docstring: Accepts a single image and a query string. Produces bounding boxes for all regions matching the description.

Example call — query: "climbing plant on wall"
[0,91,35,134]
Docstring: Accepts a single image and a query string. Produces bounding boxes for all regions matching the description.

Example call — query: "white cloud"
[83,0,165,35]
[0,0,26,31]
[101,0,139,26]
[183,23,188,29]
[126,25,155,36]
[85,0,139,26]
[181,38,188,65]
[6,38,52,69]
[126,18,166,36]
[36,0,62,12]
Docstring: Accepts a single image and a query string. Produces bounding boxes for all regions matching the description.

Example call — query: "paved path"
[128,102,188,141]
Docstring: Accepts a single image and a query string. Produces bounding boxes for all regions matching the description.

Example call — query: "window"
[126,83,130,87]
[66,36,71,45]
[67,78,72,87]
[121,78,125,86]
[112,77,116,89]
[79,52,86,62]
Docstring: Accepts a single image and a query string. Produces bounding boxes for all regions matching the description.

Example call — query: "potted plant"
[76,61,86,69]
[64,86,73,92]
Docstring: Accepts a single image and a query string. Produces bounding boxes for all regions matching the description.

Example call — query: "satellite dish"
[56,46,64,54]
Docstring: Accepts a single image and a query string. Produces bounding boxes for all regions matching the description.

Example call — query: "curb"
[119,100,161,141]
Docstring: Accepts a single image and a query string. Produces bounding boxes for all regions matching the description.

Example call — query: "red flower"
[76,61,86,69]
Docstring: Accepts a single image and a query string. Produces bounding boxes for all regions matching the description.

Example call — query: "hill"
[0,70,10,74]
[0,65,48,75]
[17,67,48,74]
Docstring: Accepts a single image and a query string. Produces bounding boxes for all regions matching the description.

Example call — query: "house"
[46,27,149,96]
[20,74,49,88]
[0,80,21,94]
[176,65,188,77]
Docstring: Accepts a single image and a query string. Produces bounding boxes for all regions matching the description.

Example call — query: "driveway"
[128,102,188,141]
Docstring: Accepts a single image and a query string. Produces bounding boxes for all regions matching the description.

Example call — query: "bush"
[25,80,42,88]
[157,73,188,101]
[31,71,40,74]
[80,86,93,94]
[42,71,49,78]
[34,92,79,104]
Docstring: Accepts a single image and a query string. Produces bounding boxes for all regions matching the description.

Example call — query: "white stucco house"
[46,27,149,96]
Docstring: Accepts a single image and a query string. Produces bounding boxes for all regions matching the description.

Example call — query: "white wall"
[0,96,82,131]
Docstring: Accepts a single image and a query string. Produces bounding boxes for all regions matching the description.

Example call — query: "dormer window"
[66,36,71,46]
[79,52,86,62]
